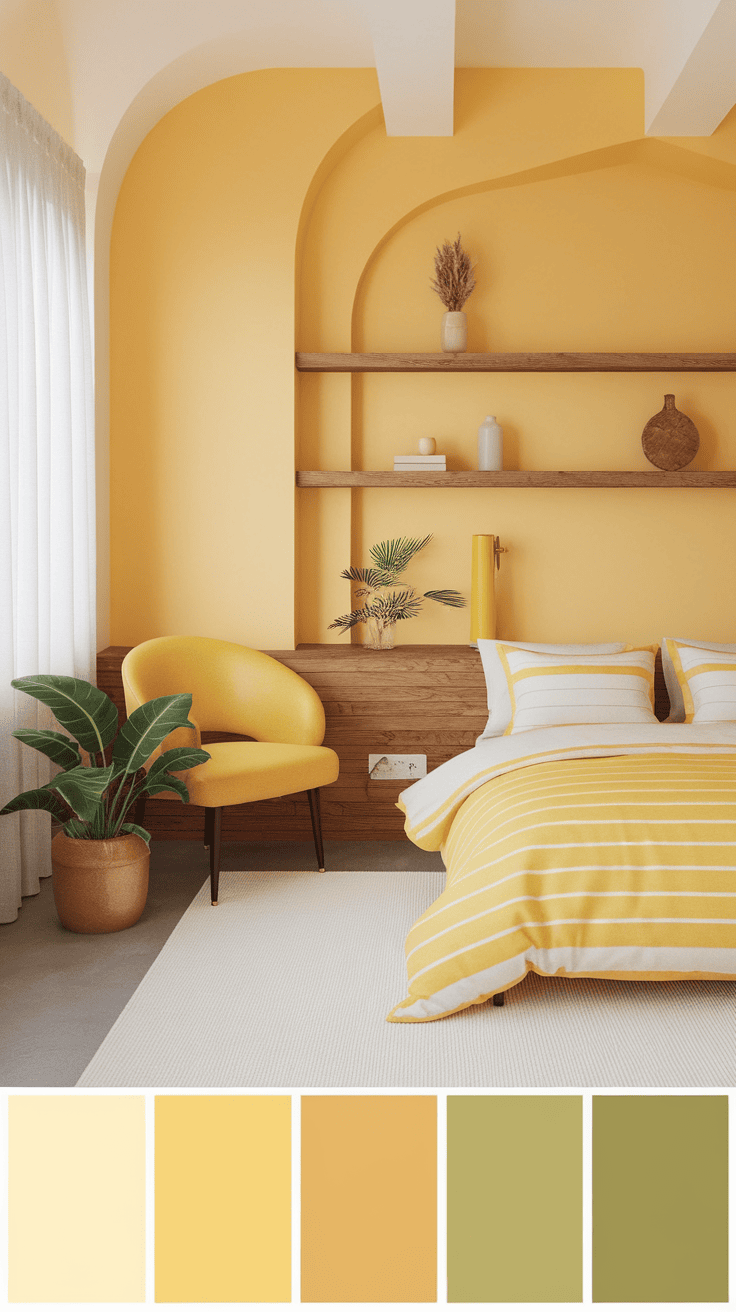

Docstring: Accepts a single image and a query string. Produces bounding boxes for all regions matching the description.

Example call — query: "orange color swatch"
[301,1095,437,1303]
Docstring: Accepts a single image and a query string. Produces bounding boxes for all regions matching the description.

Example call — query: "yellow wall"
[110,68,736,650]
[109,69,379,648]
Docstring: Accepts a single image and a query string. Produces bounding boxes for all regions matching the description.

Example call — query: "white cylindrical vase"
[441,311,467,353]
[478,415,503,470]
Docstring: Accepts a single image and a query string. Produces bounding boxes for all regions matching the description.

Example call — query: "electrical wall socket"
[368,754,427,780]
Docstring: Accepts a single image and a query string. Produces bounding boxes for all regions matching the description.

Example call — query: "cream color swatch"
[8,1095,145,1302]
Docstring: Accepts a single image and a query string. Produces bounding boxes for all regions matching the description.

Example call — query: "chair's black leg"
[493,992,505,1007]
[307,788,326,872]
[134,795,146,828]
[209,807,222,905]
[204,806,215,849]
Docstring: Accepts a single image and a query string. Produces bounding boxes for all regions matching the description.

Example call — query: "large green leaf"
[0,786,71,823]
[11,676,118,755]
[119,822,151,846]
[146,746,210,780]
[63,818,90,838]
[50,764,115,822]
[12,728,82,770]
[369,590,423,621]
[369,535,432,577]
[340,566,394,589]
[328,608,367,632]
[112,694,196,774]
[138,772,189,804]
[423,588,467,608]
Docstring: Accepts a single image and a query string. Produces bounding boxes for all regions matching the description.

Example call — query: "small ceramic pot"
[440,311,467,353]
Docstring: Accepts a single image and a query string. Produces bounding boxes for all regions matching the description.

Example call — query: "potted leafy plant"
[330,534,466,649]
[430,233,476,352]
[0,676,210,932]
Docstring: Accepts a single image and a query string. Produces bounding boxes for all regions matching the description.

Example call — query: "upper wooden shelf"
[297,471,736,488]
[295,352,736,373]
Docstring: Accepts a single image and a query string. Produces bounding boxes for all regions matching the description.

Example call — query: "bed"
[388,639,736,1022]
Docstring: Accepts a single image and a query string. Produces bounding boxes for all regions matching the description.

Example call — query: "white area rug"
[77,870,736,1088]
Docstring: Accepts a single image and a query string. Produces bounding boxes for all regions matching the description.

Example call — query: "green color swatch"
[447,1095,583,1302]
[593,1095,728,1303]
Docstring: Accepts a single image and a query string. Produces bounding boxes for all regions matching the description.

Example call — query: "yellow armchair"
[121,636,340,904]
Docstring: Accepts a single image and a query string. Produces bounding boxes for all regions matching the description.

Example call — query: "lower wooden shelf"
[297,470,736,488]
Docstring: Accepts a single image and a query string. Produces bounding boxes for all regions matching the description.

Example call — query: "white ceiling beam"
[359,0,456,136]
[645,0,736,135]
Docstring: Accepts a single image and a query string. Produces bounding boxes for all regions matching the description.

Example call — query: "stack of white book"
[393,453,446,472]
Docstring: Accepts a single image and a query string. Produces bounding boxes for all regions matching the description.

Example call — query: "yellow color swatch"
[155,1095,291,1303]
[8,1095,146,1303]
[301,1095,437,1303]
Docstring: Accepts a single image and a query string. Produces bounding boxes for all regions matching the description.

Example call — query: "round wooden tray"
[642,394,699,470]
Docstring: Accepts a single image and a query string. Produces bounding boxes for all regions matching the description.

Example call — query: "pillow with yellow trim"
[661,637,736,722]
[475,639,628,741]
[497,644,658,733]
[664,638,736,723]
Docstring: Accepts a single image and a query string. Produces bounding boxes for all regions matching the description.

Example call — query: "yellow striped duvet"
[389,725,736,1021]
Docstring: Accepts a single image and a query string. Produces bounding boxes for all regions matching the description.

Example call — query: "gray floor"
[0,839,444,1087]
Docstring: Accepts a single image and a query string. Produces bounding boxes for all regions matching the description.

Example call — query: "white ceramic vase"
[477,415,503,470]
[440,311,467,353]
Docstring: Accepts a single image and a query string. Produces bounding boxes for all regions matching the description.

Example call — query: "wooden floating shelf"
[297,471,736,488]
[295,352,736,373]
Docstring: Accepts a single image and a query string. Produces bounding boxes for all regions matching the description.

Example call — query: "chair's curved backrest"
[121,636,326,745]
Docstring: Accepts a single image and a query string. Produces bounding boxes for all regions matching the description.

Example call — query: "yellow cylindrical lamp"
[470,534,497,646]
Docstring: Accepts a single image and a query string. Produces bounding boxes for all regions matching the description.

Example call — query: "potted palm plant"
[0,675,210,932]
[330,534,466,649]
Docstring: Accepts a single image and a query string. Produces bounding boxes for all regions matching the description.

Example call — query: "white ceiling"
[42,0,736,187]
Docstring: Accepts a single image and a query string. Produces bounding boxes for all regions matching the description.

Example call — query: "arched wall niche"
[295,74,736,646]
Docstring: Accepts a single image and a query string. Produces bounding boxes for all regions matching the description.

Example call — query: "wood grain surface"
[641,394,700,470]
[96,644,670,843]
[297,470,736,488]
[295,352,736,373]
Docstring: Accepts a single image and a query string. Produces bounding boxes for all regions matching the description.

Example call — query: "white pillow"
[476,640,628,741]
[661,637,736,722]
[497,644,658,734]
[664,639,736,724]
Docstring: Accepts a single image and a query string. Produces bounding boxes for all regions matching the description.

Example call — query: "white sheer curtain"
[0,73,95,922]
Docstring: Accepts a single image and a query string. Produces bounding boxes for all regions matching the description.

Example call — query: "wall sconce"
[470,534,507,647]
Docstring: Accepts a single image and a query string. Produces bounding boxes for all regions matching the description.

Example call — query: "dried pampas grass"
[430,233,476,311]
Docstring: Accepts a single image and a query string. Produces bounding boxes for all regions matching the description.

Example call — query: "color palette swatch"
[4,1091,731,1305]
[593,1094,729,1303]
[155,1095,291,1303]
[447,1095,583,1302]
[8,1095,146,1303]
[301,1095,437,1303]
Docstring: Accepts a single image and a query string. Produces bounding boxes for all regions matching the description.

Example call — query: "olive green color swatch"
[447,1095,583,1302]
[593,1095,728,1303]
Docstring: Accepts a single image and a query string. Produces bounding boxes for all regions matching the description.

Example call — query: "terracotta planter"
[51,832,150,933]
